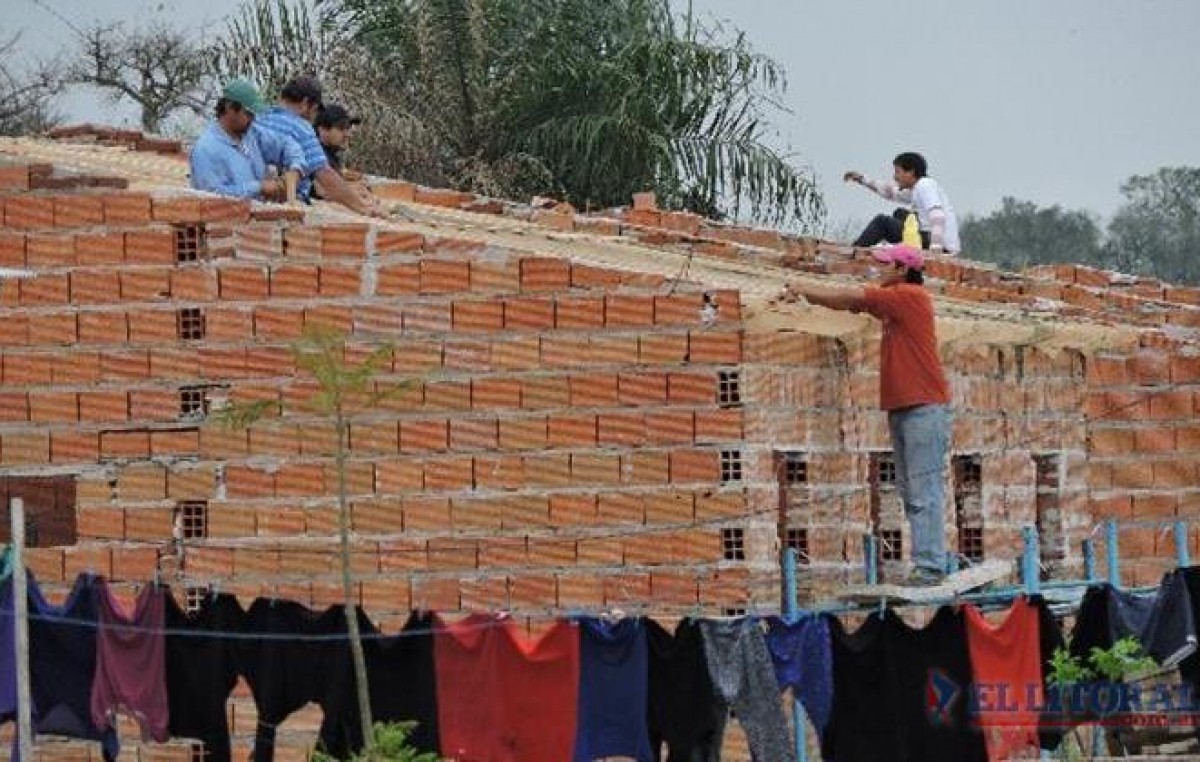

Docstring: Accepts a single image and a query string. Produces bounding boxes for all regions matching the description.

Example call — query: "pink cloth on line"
[89,580,169,742]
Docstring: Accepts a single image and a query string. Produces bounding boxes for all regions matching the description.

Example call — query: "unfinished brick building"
[0,127,1197,759]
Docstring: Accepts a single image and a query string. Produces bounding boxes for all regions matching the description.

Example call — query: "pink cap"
[872,244,925,270]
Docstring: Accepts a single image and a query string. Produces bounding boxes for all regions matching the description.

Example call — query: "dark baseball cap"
[315,104,361,129]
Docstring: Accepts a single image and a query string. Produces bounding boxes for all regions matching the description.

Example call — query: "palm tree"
[336,0,824,228]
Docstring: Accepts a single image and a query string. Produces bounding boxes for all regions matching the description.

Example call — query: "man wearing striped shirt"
[253,76,383,217]
[844,152,960,254]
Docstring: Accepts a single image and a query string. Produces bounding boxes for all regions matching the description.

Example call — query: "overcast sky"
[9,0,1200,229]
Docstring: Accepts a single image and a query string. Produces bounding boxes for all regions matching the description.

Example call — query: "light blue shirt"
[252,107,329,201]
[188,121,305,200]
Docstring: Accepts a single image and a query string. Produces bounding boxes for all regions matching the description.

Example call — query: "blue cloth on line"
[573,617,653,762]
[766,613,834,734]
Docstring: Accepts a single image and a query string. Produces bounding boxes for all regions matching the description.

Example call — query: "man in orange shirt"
[778,245,952,585]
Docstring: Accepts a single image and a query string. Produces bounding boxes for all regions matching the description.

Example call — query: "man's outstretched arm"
[780,282,867,312]
[844,171,914,204]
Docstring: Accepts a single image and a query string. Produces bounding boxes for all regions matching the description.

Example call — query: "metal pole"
[1082,538,1096,581]
[783,548,808,762]
[1106,518,1120,588]
[1174,520,1190,568]
[1021,525,1040,595]
[11,498,33,762]
[863,534,877,585]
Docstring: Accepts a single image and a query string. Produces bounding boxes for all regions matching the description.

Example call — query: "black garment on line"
[317,610,440,758]
[645,618,725,762]
[823,607,986,762]
[165,592,246,762]
[1034,596,1068,752]
[1071,573,1196,669]
[1163,567,1200,741]
[237,599,367,762]
[27,573,119,761]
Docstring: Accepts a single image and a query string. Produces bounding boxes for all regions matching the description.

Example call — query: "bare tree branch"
[65,22,211,133]
[0,32,62,136]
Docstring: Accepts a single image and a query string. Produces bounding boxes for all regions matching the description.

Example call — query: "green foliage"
[1047,646,1093,687]
[311,721,440,762]
[1088,637,1157,682]
[211,0,346,98]
[291,323,396,415]
[960,197,1104,271]
[1047,637,1157,686]
[324,0,823,228]
[962,167,1200,286]
[1105,166,1200,284]
[212,398,280,430]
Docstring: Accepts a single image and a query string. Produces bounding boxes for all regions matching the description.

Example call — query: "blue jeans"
[887,404,951,574]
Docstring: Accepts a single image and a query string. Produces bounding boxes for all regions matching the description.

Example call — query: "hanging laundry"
[26,573,119,760]
[765,613,833,735]
[573,616,652,762]
[1034,598,1067,754]
[90,580,169,741]
[165,591,246,762]
[1143,569,1198,668]
[699,618,796,762]
[1071,571,1197,669]
[0,578,18,720]
[1173,567,1200,743]
[318,610,441,758]
[823,614,892,761]
[434,614,579,762]
[824,608,986,762]
[645,618,724,761]
[965,597,1046,761]
[885,607,986,761]
[238,599,366,762]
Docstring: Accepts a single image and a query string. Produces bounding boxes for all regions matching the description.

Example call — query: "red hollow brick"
[519,258,570,292]
[687,331,742,364]
[420,260,470,294]
[617,373,668,407]
[498,416,548,450]
[555,296,605,329]
[669,449,720,483]
[503,297,555,331]
[453,299,505,332]
[605,294,655,327]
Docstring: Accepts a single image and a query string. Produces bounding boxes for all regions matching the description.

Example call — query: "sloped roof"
[5,126,1196,356]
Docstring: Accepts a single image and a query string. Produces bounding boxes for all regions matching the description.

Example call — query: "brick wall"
[3,150,1198,761]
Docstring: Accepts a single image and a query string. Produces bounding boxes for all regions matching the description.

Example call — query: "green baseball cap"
[221,78,268,115]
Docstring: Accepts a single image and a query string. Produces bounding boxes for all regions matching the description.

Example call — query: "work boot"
[903,568,946,587]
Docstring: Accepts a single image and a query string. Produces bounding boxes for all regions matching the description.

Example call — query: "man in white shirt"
[844,152,961,254]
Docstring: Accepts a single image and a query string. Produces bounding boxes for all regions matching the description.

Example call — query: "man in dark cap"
[314,104,361,176]
[254,76,382,216]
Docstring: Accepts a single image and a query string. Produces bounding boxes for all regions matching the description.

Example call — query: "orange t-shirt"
[862,284,951,411]
[965,599,1045,761]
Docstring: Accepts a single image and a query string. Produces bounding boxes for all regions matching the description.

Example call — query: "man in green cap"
[189,79,305,201]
